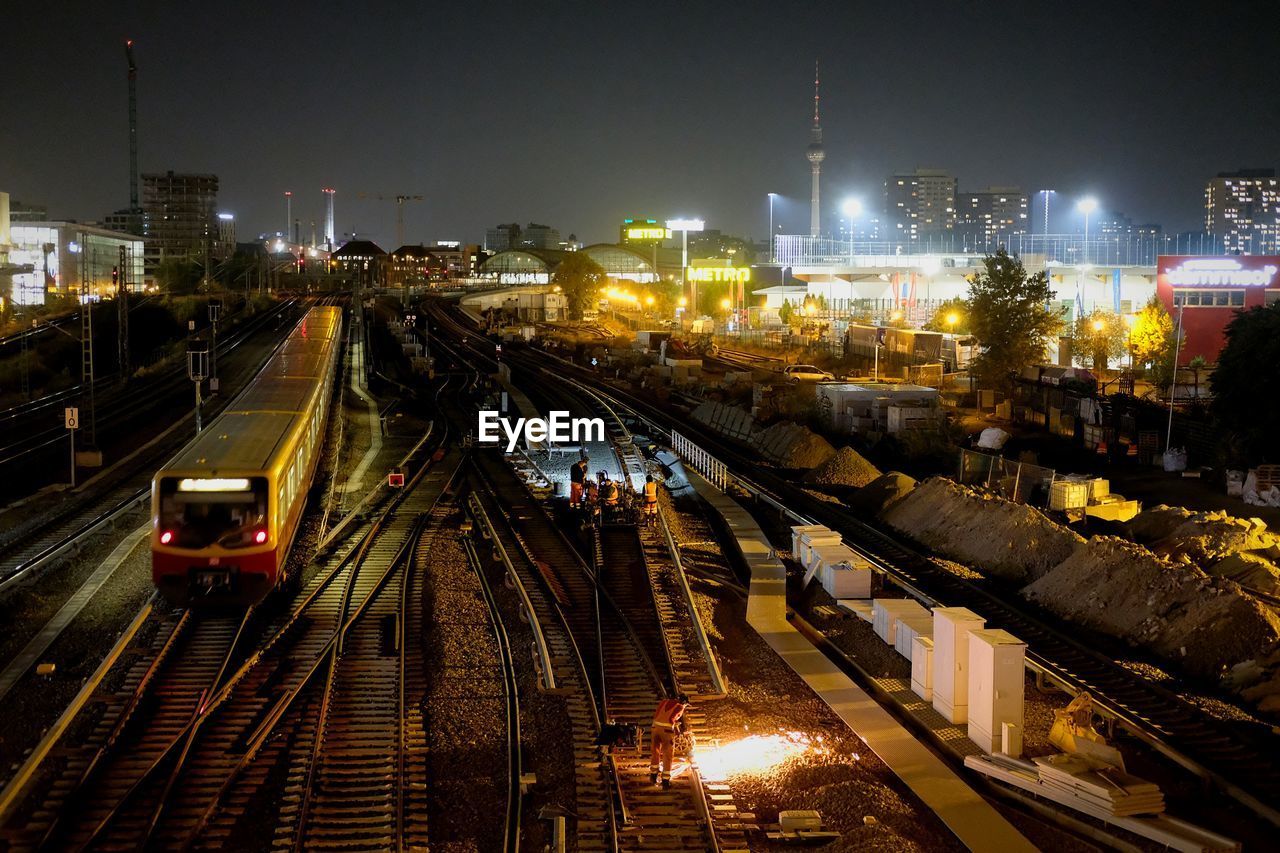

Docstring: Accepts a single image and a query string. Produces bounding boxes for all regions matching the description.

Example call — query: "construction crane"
[125,40,139,211]
[357,193,423,247]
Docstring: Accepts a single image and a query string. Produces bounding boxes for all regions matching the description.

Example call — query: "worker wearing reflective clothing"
[642,475,658,520]
[601,478,619,506]
[649,693,689,788]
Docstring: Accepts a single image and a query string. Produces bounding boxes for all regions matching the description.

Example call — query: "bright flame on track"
[694,731,833,782]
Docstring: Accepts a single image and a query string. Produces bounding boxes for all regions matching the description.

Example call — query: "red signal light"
[255,530,268,544]
[160,530,174,544]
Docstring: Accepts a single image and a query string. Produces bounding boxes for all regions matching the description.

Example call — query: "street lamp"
[841,198,863,264]
[1077,197,1098,264]
[667,217,705,311]
[767,193,778,262]
[1092,317,1105,332]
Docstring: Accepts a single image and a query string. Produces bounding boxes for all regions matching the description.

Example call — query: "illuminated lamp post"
[767,193,778,262]
[1076,197,1098,265]
[667,218,705,314]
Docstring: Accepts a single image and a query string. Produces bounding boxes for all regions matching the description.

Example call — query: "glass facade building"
[8,222,144,306]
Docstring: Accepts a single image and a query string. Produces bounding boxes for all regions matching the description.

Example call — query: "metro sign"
[687,266,751,283]
[1158,255,1280,287]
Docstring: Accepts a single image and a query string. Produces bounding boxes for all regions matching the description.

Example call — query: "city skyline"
[4,1,1279,248]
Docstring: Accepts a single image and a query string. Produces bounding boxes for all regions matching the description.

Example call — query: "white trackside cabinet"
[966,628,1027,755]
[911,636,934,701]
[931,606,986,724]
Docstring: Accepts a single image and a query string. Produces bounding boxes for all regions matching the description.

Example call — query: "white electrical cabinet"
[966,628,1027,756]
[911,636,934,701]
[931,606,986,724]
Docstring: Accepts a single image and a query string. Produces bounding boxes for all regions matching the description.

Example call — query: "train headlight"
[255,530,268,544]
[160,531,174,545]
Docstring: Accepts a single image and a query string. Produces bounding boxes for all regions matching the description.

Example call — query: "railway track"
[0,391,456,851]
[470,432,717,849]
[469,452,618,848]
[0,298,297,469]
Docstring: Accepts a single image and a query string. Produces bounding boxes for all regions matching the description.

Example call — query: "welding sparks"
[694,731,832,782]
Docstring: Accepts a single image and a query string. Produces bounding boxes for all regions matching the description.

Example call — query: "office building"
[485,222,562,251]
[1205,168,1280,253]
[141,171,221,281]
[8,221,144,305]
[885,169,956,243]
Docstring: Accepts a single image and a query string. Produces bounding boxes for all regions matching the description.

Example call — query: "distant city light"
[217,212,234,221]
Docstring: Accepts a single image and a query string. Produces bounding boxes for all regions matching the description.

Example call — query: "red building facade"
[1155,255,1280,365]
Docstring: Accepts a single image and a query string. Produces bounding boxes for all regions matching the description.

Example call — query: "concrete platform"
[685,469,1036,853]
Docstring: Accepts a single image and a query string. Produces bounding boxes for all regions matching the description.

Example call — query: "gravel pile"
[846,472,916,517]
[803,447,881,487]
[1023,536,1280,680]
[881,478,1083,584]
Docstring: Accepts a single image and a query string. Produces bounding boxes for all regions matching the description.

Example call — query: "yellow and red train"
[152,305,342,605]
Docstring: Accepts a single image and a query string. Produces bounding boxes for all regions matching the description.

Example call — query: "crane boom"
[356,193,424,247]
[125,40,139,210]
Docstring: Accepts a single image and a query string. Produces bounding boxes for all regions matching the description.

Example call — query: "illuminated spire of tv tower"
[806,59,825,237]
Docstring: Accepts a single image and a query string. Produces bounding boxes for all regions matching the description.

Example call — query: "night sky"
[4,0,1278,248]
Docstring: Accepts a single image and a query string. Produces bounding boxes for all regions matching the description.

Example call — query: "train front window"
[159,476,269,549]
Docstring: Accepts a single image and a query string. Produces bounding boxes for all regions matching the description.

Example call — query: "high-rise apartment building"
[884,169,956,243]
[1205,168,1280,253]
[141,172,220,280]
[955,187,1028,250]
[485,222,562,251]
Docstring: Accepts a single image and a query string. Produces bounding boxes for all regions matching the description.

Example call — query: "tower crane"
[356,193,424,247]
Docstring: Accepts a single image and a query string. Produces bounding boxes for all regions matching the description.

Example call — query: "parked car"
[781,364,834,382]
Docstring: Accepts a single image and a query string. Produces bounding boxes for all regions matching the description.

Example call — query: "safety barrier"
[670,431,731,492]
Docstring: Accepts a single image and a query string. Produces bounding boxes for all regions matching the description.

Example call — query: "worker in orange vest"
[649,693,690,788]
[641,475,659,525]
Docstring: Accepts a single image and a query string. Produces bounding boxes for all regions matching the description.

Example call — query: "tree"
[1129,297,1173,365]
[966,248,1064,390]
[154,257,202,293]
[552,252,606,321]
[1211,303,1280,462]
[1072,308,1127,374]
[778,299,793,325]
[923,297,970,334]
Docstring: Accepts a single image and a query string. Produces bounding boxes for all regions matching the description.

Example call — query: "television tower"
[323,188,336,248]
[806,60,825,237]
[284,191,292,238]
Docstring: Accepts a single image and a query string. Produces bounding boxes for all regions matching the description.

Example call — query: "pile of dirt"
[848,472,916,517]
[881,478,1083,584]
[751,421,837,469]
[1023,536,1280,680]
[804,446,881,487]
[1127,505,1280,565]
[1125,505,1280,594]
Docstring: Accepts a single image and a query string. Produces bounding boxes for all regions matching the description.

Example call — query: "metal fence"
[774,232,1229,268]
[671,430,731,491]
[956,448,1057,506]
